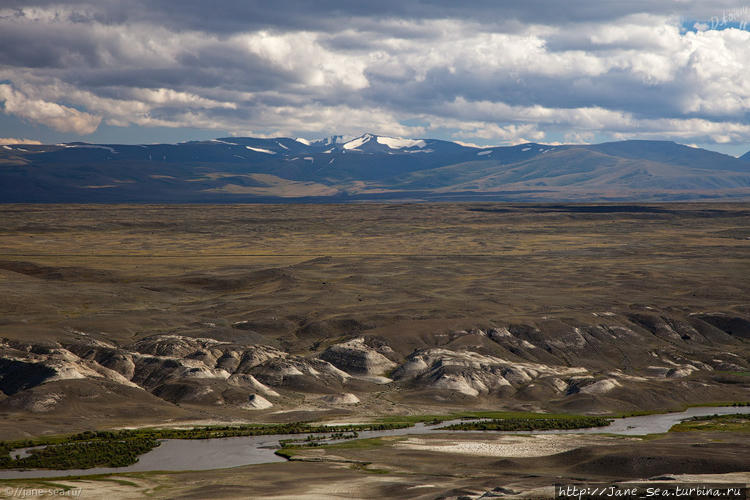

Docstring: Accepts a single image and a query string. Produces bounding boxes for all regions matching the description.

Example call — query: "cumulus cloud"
[0,1,748,149]
[0,138,42,145]
[0,85,101,134]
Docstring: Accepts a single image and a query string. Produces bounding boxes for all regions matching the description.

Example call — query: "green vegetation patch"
[279,431,360,448]
[438,416,612,431]
[276,436,396,456]
[0,422,411,471]
[123,421,410,440]
[0,437,159,470]
[273,448,299,460]
[320,436,395,450]
[670,414,750,433]
[377,410,597,426]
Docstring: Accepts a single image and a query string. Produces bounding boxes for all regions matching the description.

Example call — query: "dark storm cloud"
[2,0,735,32]
[1,0,749,146]
[0,19,103,68]
[362,66,690,121]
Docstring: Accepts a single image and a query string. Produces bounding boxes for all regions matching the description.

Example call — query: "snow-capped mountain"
[1,134,749,202]
[341,133,428,153]
[201,133,466,156]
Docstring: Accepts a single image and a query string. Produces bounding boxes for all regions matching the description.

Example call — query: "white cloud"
[0,4,748,149]
[222,103,425,139]
[439,98,635,130]
[130,88,237,109]
[428,117,546,145]
[0,138,42,145]
[611,117,750,143]
[235,31,370,89]
[564,131,596,144]
[0,85,101,134]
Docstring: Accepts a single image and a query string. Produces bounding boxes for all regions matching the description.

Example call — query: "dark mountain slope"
[0,135,749,202]
[587,140,750,172]
[390,148,750,193]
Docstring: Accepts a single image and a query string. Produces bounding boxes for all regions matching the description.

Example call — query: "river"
[1,405,748,479]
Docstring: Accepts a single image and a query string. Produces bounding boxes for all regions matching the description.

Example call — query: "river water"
[1,405,748,479]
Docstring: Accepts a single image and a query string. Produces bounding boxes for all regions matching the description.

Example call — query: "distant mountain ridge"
[1,134,749,202]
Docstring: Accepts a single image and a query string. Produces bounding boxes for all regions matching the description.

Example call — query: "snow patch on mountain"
[343,134,374,150]
[295,137,311,146]
[376,136,426,149]
[246,146,276,154]
[64,144,117,153]
[343,134,427,151]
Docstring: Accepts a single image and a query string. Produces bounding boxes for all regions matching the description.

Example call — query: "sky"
[1,1,749,156]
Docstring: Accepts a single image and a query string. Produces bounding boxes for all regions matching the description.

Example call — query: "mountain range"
[1,133,750,202]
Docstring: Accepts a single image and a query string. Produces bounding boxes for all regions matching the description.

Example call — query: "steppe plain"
[0,203,749,498]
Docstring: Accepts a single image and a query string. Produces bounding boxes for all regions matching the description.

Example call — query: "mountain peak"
[342,133,428,152]
[342,133,378,151]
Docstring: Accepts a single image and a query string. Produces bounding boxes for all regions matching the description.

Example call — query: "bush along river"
[0,405,749,479]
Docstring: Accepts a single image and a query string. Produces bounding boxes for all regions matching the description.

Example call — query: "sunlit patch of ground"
[393,433,632,457]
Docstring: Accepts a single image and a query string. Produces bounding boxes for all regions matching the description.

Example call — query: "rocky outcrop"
[2,307,748,412]
[131,335,230,357]
[578,378,621,395]
[249,357,350,391]
[243,394,272,409]
[0,335,348,409]
[393,348,588,397]
[693,313,750,339]
[319,337,397,376]
[320,393,360,405]
[65,340,137,379]
[0,339,138,393]
[0,358,57,395]
[227,374,280,397]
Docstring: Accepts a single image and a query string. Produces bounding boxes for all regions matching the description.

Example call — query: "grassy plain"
[0,203,747,347]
